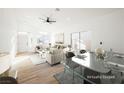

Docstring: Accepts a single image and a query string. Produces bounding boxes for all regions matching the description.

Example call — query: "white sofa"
[46,48,64,65]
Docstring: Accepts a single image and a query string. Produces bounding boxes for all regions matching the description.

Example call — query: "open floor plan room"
[0,8,124,84]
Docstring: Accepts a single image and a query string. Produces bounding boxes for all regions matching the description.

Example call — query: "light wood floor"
[15,53,64,84]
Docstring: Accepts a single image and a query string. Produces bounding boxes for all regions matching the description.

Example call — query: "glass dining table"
[71,52,124,84]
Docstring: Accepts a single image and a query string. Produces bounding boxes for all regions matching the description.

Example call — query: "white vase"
[95,48,105,57]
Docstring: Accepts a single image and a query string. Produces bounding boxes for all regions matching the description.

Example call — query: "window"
[71,31,91,51]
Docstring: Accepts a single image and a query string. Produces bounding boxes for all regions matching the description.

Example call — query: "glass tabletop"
[72,52,110,73]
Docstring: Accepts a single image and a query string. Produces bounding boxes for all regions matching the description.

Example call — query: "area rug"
[54,70,84,84]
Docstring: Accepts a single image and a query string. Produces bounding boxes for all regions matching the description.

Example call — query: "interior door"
[18,34,29,52]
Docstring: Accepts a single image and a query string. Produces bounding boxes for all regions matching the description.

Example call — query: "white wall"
[15,8,124,53]
[64,9,124,53]
[0,9,17,58]
[17,33,29,52]
[85,9,124,53]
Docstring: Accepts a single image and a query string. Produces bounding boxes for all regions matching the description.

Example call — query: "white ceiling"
[15,8,121,33]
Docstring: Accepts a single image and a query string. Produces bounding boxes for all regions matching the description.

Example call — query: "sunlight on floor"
[13,55,30,65]
[13,53,46,66]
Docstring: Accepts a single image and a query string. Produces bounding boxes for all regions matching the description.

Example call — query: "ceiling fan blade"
[39,17,46,21]
[42,19,47,21]
[49,20,56,22]
[39,15,56,24]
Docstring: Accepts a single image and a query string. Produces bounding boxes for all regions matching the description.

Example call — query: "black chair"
[0,76,18,84]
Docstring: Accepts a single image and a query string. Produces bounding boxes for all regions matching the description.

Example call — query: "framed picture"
[55,33,64,44]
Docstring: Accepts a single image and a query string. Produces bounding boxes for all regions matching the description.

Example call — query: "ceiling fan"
[39,8,60,24]
[39,16,56,24]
